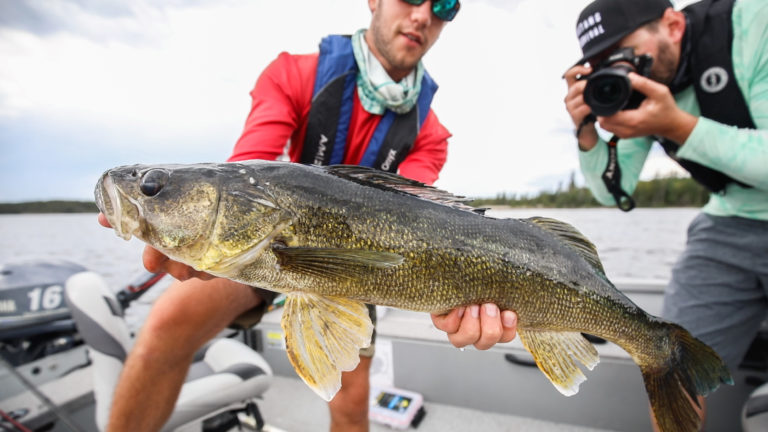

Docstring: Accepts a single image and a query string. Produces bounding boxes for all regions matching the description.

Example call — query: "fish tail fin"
[641,323,733,432]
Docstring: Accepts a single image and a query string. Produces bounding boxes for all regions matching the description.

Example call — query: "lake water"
[0,213,148,289]
[0,208,699,289]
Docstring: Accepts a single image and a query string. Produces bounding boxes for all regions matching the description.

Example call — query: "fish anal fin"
[524,217,605,275]
[518,328,600,396]
[281,292,373,401]
[272,245,403,279]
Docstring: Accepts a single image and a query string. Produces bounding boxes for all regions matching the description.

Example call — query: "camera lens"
[583,68,632,117]
[593,76,626,104]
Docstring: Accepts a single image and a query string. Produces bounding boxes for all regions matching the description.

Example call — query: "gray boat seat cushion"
[743,381,768,432]
[64,272,272,432]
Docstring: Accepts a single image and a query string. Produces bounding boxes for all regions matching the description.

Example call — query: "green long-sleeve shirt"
[579,0,768,220]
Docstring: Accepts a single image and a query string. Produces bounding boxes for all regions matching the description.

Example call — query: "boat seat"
[743,380,768,432]
[64,271,272,431]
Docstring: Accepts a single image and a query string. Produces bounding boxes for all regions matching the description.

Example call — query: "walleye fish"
[96,160,732,432]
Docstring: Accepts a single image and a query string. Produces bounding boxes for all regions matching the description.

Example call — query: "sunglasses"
[401,0,461,22]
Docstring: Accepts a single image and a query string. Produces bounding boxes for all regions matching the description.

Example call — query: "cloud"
[0,0,228,44]
[0,0,372,201]
[2,0,689,203]
[427,0,592,197]
[469,0,524,13]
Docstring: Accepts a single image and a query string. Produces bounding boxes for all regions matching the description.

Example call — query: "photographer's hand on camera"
[598,72,697,144]
[564,64,599,151]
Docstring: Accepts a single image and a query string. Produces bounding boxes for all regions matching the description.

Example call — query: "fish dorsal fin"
[524,217,605,274]
[517,328,600,396]
[272,245,403,279]
[281,292,373,401]
[323,165,486,215]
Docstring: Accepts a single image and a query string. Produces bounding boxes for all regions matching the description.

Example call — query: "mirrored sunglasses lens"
[432,0,459,21]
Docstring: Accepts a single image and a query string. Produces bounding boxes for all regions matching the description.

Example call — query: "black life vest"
[658,0,755,192]
[299,35,438,172]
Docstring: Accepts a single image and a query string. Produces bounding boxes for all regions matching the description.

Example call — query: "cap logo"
[700,66,728,93]
[577,12,604,49]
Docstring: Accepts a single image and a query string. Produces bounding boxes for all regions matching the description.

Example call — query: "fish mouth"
[96,172,141,241]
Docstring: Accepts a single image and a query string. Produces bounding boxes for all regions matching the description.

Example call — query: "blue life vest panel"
[300,35,438,172]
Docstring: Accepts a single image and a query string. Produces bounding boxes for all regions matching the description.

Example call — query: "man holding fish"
[99,1,517,431]
[96,0,737,429]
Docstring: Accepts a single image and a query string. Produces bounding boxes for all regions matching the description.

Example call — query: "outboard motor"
[2,260,273,431]
[0,259,87,367]
[1,260,168,431]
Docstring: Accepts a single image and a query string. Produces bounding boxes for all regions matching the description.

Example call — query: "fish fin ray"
[272,245,403,279]
[518,329,600,396]
[281,292,373,401]
[642,323,732,432]
[323,165,486,215]
[524,217,605,275]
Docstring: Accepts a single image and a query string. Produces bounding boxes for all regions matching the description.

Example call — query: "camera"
[582,47,653,117]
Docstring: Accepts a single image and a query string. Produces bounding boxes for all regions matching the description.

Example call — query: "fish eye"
[140,169,169,197]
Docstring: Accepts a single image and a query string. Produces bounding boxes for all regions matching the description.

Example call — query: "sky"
[0,0,689,202]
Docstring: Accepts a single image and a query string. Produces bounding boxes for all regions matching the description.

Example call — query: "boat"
[2,260,767,431]
[254,278,768,431]
[1,260,271,432]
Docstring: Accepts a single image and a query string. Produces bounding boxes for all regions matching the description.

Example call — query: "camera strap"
[601,135,636,212]
[575,114,596,139]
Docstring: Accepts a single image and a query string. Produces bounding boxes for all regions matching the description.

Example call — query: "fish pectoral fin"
[281,292,374,401]
[272,245,403,279]
[517,329,600,397]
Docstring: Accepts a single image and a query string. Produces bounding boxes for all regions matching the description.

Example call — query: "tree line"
[470,175,709,208]
[0,201,99,214]
[0,176,708,213]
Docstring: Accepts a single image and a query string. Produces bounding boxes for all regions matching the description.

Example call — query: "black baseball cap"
[574,0,673,65]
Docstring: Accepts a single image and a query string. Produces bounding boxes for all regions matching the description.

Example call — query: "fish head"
[95,162,291,272]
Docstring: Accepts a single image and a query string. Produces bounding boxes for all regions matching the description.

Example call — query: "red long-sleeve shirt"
[228,52,450,185]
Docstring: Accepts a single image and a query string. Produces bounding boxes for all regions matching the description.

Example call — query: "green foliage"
[2,176,709,213]
[632,177,710,207]
[0,201,99,214]
[471,176,708,208]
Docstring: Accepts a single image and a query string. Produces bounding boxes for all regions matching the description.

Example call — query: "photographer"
[564,0,768,428]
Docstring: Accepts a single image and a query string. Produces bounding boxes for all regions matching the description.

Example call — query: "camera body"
[582,47,653,117]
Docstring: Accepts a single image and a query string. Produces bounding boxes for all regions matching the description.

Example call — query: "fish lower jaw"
[118,218,143,241]
[105,213,136,241]
[193,247,252,277]
[100,176,142,241]
[194,257,224,273]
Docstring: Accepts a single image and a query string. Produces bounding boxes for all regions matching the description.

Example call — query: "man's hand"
[563,64,599,151]
[598,73,697,144]
[431,304,518,350]
[141,247,215,281]
[97,212,111,229]
[98,213,214,281]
